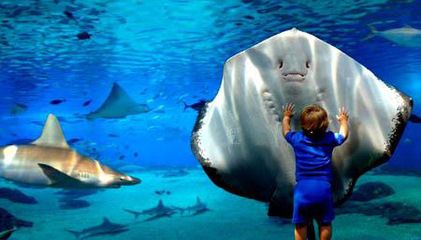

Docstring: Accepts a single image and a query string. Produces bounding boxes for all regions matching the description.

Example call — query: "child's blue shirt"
[285,130,345,182]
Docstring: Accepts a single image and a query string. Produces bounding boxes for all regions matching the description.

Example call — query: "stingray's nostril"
[306,60,310,68]
[278,61,283,69]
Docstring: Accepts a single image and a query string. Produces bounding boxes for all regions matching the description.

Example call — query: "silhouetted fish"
[119,155,125,160]
[8,6,29,18]
[67,138,81,145]
[0,188,37,204]
[49,99,66,105]
[56,189,99,200]
[183,99,207,112]
[83,100,92,107]
[161,169,189,178]
[63,10,75,20]
[155,190,171,195]
[59,199,91,210]
[4,138,33,145]
[77,31,91,40]
[10,103,27,115]
[0,208,33,240]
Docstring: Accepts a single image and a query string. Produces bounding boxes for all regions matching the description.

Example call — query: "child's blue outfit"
[285,130,345,225]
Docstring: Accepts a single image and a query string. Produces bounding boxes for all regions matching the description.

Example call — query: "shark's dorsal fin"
[102,218,111,226]
[32,114,69,148]
[196,197,202,204]
[157,200,164,208]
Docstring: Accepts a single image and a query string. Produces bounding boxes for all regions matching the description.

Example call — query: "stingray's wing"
[87,83,148,119]
[191,28,412,218]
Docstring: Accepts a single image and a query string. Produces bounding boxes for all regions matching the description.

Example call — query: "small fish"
[108,133,119,138]
[154,105,165,113]
[10,103,28,115]
[134,152,138,158]
[183,99,207,112]
[67,138,81,145]
[119,155,125,160]
[50,99,66,105]
[83,100,92,107]
[154,190,171,195]
[76,31,91,40]
[63,10,75,20]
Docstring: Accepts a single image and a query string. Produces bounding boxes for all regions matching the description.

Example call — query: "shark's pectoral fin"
[267,186,293,218]
[37,163,84,188]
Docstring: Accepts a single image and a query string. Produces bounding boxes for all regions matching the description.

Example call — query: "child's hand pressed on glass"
[336,107,349,122]
[282,103,295,118]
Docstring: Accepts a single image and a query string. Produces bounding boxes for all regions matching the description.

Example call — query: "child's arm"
[336,107,349,140]
[282,103,295,136]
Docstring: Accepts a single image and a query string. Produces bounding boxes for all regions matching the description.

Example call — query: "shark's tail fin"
[123,209,142,219]
[363,24,378,41]
[66,229,83,239]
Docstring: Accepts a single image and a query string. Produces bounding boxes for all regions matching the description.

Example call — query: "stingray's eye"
[306,60,310,68]
[278,61,283,69]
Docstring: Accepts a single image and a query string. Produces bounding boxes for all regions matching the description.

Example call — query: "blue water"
[0,0,421,239]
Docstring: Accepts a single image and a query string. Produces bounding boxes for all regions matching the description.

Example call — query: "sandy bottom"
[3,169,421,240]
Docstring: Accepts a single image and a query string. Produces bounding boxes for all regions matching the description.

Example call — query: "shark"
[178,197,210,216]
[86,82,151,119]
[0,114,141,188]
[66,217,128,240]
[124,199,177,221]
[366,25,421,48]
[191,28,413,221]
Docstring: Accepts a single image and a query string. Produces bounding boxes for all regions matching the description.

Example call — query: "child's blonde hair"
[300,104,329,138]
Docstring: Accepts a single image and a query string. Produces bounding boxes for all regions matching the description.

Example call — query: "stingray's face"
[272,36,313,96]
[247,32,333,107]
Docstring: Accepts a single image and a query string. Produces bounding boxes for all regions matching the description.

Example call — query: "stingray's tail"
[362,24,378,41]
[182,101,189,111]
[409,114,421,123]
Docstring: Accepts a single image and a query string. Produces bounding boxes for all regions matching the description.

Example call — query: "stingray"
[86,82,151,119]
[191,28,413,219]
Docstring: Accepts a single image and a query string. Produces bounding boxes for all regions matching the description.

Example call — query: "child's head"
[300,104,329,138]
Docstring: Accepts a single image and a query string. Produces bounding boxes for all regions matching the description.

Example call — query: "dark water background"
[0,0,420,169]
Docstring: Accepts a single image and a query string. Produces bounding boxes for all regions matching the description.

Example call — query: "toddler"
[282,103,349,240]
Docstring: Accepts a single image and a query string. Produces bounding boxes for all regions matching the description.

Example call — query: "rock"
[350,182,395,202]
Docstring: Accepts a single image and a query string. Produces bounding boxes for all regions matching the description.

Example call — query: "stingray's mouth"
[282,73,306,82]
